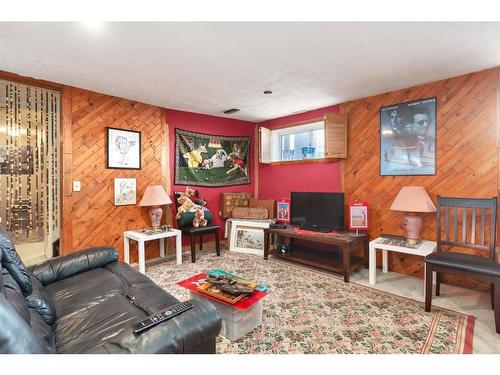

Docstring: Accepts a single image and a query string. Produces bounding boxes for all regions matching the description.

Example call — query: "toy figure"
[175,187,208,227]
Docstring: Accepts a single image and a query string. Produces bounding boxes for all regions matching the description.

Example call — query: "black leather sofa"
[0,226,221,354]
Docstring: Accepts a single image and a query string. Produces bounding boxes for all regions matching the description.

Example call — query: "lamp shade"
[139,185,172,207]
[390,186,436,213]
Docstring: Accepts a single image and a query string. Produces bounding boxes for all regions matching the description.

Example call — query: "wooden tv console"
[263,227,369,283]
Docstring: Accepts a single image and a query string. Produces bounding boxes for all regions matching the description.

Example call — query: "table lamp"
[139,185,172,228]
[390,186,436,245]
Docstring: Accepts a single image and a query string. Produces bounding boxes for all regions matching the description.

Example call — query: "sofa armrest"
[89,299,222,354]
[29,247,119,286]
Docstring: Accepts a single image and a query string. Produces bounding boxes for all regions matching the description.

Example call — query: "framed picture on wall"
[276,198,290,223]
[106,127,141,169]
[114,178,137,206]
[349,201,369,231]
[380,97,436,176]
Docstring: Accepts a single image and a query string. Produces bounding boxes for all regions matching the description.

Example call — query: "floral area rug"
[146,249,474,354]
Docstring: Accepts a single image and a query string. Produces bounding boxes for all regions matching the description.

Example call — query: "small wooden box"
[219,192,251,218]
[196,277,257,304]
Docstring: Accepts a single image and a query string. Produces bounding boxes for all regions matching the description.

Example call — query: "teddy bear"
[176,192,197,219]
[193,208,208,227]
[175,187,208,227]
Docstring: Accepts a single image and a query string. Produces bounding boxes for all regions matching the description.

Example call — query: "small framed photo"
[114,178,137,206]
[106,127,141,169]
[349,202,369,230]
[276,198,290,223]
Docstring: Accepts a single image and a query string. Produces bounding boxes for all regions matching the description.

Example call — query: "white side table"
[123,229,182,274]
[369,237,437,294]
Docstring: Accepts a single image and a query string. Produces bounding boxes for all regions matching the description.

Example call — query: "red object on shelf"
[292,227,342,237]
[176,273,267,311]
[349,201,369,231]
[276,198,290,223]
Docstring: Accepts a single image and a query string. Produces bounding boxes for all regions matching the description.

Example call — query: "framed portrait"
[380,97,436,176]
[349,201,369,230]
[106,127,141,170]
[114,178,137,206]
[276,198,290,223]
[229,221,269,255]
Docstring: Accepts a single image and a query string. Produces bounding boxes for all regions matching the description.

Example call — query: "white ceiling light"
[81,21,105,32]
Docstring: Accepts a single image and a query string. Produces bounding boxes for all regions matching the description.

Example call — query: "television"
[291,192,345,230]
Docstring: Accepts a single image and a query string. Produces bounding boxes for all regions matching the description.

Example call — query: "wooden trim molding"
[254,124,260,198]
[60,86,73,255]
[0,70,63,91]
[269,116,324,131]
[269,158,340,166]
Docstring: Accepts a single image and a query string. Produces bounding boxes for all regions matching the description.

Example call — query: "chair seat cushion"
[425,252,500,277]
[181,223,220,234]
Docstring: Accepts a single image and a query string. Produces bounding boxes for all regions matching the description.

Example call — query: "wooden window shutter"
[259,126,272,163]
[324,113,347,159]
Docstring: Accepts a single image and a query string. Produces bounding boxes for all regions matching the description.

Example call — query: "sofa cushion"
[177,210,213,228]
[0,294,50,354]
[2,268,30,323]
[0,226,32,296]
[44,267,125,319]
[28,309,56,353]
[48,262,180,353]
[26,276,56,325]
[53,293,146,353]
[31,246,119,286]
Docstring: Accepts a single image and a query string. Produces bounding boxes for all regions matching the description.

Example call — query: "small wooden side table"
[123,229,182,274]
[368,237,437,296]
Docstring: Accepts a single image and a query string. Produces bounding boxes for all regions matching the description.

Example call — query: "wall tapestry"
[174,128,251,187]
[380,97,436,176]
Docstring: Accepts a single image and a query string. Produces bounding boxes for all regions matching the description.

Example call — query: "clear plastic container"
[189,291,263,341]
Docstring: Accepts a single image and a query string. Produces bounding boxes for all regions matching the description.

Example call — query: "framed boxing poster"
[349,201,369,230]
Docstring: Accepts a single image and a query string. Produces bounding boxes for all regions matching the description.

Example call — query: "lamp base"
[149,206,163,228]
[403,213,423,243]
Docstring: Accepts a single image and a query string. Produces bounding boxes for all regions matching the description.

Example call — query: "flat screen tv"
[291,192,345,230]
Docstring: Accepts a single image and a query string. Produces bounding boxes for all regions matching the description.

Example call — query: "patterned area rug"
[146,250,475,354]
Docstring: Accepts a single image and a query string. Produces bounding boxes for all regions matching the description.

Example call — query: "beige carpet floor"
[145,249,480,354]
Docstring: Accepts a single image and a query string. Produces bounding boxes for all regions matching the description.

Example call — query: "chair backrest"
[436,196,497,259]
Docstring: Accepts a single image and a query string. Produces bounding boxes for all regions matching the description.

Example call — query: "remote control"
[132,301,193,334]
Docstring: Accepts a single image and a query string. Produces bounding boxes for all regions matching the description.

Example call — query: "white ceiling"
[0,22,499,122]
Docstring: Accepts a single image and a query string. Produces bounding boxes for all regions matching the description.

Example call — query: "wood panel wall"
[342,67,500,290]
[66,88,171,261]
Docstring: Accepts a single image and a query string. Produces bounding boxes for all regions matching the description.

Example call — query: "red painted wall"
[167,109,255,236]
[258,104,342,202]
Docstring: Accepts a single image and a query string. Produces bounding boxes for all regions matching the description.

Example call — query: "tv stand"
[263,226,368,283]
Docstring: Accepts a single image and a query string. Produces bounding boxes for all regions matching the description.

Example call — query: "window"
[259,113,347,164]
[276,121,325,161]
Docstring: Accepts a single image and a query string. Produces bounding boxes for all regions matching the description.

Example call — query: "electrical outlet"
[73,180,81,192]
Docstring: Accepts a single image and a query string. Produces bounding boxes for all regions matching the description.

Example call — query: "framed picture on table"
[276,198,290,223]
[349,201,369,231]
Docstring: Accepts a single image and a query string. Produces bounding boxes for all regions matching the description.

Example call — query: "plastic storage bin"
[189,291,263,341]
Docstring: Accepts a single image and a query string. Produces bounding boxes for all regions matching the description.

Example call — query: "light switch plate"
[73,180,81,192]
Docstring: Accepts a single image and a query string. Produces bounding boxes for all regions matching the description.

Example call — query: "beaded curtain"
[0,79,60,245]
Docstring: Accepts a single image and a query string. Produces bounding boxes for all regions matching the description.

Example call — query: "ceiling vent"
[223,108,240,114]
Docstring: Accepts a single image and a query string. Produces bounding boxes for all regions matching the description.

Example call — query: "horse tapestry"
[174,128,251,187]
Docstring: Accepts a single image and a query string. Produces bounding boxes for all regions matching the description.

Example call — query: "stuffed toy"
[193,209,208,227]
[176,187,210,227]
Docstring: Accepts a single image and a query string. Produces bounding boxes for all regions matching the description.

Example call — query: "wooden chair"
[424,196,500,333]
[174,191,220,263]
